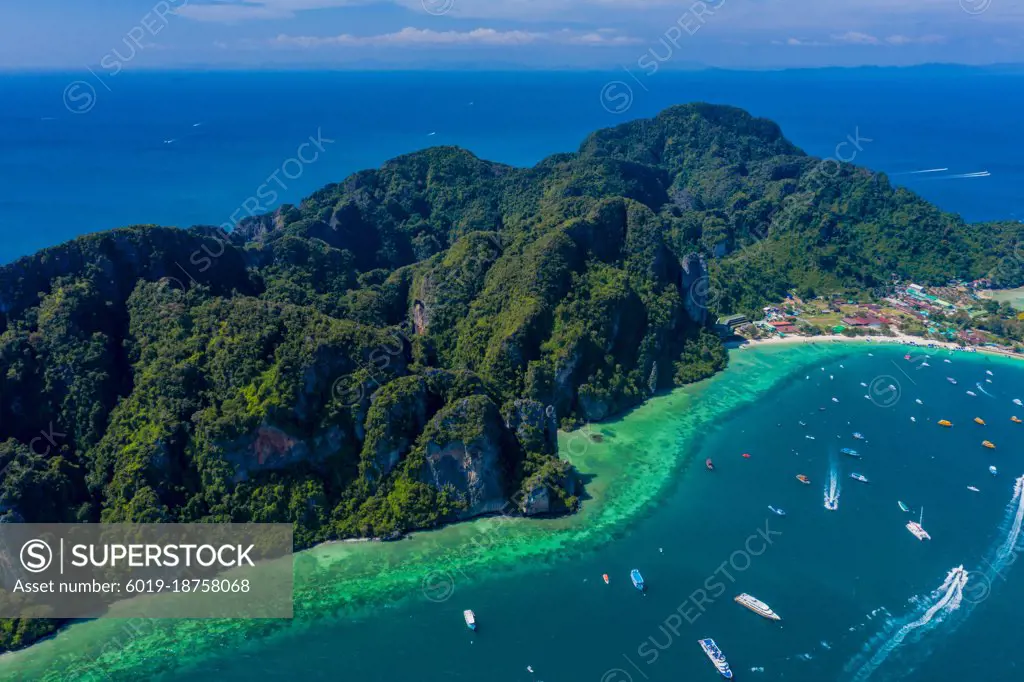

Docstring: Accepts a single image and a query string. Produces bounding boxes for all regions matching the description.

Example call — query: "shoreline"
[726,332,1024,362]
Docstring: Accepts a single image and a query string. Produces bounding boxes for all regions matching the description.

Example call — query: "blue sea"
[2,68,1023,265]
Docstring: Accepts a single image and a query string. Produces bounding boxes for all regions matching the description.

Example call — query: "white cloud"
[780,32,947,47]
[272,26,640,47]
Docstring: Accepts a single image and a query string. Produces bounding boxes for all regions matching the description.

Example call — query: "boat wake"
[844,566,969,682]
[824,460,840,511]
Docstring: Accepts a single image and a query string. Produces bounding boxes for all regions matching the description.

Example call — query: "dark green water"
[4,343,1023,681]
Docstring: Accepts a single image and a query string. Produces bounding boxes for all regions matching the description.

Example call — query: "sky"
[1,0,1022,71]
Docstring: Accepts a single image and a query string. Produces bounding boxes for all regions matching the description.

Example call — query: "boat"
[915,399,923,405]
[796,474,810,484]
[966,391,977,397]
[706,458,715,471]
[982,440,995,449]
[850,473,869,483]
[463,609,477,630]
[904,354,912,360]
[698,639,734,679]
[832,397,839,403]
[974,417,985,425]
[986,370,994,376]
[630,569,645,592]
[1012,416,1022,424]
[944,359,952,364]
[989,466,998,476]
[768,506,786,516]
[852,432,865,440]
[806,435,816,440]
[860,382,867,387]
[906,508,931,540]
[742,453,751,459]
[911,417,917,422]
[734,593,782,621]
[799,420,807,426]
[898,501,910,512]
[841,448,861,458]
[968,486,980,492]
[947,377,957,384]
[1014,398,1023,407]
[603,574,609,584]
[938,420,953,427]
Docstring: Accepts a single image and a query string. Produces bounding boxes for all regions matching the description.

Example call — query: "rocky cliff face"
[680,252,709,325]
[419,395,510,518]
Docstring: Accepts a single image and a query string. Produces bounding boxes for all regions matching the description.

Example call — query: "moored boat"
[734,593,782,621]
[974,417,985,425]
[989,466,998,476]
[938,420,953,427]
[841,447,861,458]
[796,474,810,484]
[1013,416,1022,424]
[947,377,957,384]
[968,486,980,492]
[698,638,733,679]
[463,609,477,630]
[706,458,714,471]
[603,574,609,584]
[630,569,645,592]
[982,440,995,449]
[1014,398,1023,407]
[852,432,865,440]
[850,473,869,483]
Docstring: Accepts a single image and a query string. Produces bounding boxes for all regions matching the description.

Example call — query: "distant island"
[0,103,1021,651]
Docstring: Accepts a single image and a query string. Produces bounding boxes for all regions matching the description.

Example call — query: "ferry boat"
[841,448,861,458]
[850,473,869,483]
[1012,416,1022,424]
[938,420,953,427]
[706,458,715,471]
[974,417,986,425]
[463,609,477,630]
[734,593,782,621]
[796,474,810,484]
[630,569,645,592]
[989,466,998,476]
[982,440,996,449]
[906,508,930,540]
[698,638,734,679]
[768,506,786,516]
[898,501,910,512]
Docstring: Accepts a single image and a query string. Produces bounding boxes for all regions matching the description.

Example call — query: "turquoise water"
[5,342,1022,681]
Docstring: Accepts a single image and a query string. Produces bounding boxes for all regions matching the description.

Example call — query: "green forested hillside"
[0,103,1019,650]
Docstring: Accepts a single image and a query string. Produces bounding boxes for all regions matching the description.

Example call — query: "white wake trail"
[846,567,969,682]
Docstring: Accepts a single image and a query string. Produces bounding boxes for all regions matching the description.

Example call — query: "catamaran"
[906,507,930,540]
[698,639,734,679]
